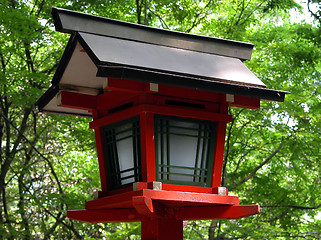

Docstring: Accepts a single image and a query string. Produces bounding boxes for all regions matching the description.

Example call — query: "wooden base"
[67,189,259,222]
[67,189,259,240]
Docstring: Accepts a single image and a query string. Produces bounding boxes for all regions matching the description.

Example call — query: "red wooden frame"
[94,128,109,192]
[140,112,156,183]
[58,78,260,239]
[104,78,260,109]
[68,189,259,224]
[88,102,232,193]
[90,104,232,129]
[211,121,227,187]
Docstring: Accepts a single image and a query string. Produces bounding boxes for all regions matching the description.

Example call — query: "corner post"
[140,112,156,182]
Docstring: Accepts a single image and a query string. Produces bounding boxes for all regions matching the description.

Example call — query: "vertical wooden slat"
[211,121,227,187]
[140,112,156,182]
[132,121,139,182]
[194,124,202,182]
[94,128,109,191]
[165,119,170,180]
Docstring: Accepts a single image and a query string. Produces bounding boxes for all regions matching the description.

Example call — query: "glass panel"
[155,115,216,186]
[101,117,141,189]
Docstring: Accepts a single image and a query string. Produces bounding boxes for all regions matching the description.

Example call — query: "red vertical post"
[211,102,229,188]
[211,121,227,187]
[140,112,156,182]
[141,219,183,240]
[94,128,109,191]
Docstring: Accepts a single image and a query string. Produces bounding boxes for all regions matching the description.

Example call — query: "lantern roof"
[37,7,287,117]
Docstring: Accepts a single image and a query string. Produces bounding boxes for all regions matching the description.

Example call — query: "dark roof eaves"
[96,65,288,102]
[35,85,59,111]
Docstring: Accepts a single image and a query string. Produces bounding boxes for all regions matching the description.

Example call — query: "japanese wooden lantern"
[36,8,287,240]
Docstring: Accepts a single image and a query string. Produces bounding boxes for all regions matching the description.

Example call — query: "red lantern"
[37,8,287,240]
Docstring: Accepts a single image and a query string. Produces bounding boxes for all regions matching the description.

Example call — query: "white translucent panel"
[155,116,216,185]
[115,124,134,185]
[170,120,198,163]
[169,121,198,182]
[169,133,197,167]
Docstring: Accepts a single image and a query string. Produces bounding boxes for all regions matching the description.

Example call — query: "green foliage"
[1,0,321,239]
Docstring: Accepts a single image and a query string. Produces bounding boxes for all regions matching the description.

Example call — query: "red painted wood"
[90,104,232,129]
[158,84,222,103]
[91,109,99,120]
[161,184,213,193]
[211,121,227,187]
[149,94,220,112]
[219,102,229,114]
[99,186,133,197]
[140,112,156,182]
[58,91,97,110]
[85,190,143,210]
[101,78,260,109]
[175,204,260,220]
[133,182,213,194]
[143,104,232,122]
[67,204,259,223]
[89,105,142,129]
[141,219,183,240]
[86,188,239,210]
[96,91,139,117]
[132,196,160,218]
[142,189,239,206]
[132,196,154,215]
[67,209,143,223]
[229,95,260,109]
[69,188,258,229]
[105,78,148,93]
[94,128,108,191]
[133,196,169,219]
[91,102,232,194]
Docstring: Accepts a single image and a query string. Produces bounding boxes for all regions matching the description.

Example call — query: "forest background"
[1,0,321,239]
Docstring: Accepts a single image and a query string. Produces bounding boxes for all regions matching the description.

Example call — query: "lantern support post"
[140,112,156,183]
[141,219,184,240]
[36,7,288,240]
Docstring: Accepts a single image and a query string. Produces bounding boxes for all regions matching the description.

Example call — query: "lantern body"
[35,7,288,240]
[101,117,141,189]
[65,88,260,231]
[100,113,218,190]
[154,115,216,187]
[86,90,234,196]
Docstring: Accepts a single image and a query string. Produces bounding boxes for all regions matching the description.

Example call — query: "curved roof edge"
[51,7,254,61]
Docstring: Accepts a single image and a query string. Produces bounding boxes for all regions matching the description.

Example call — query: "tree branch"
[0,52,6,70]
[307,0,321,25]
[186,0,213,33]
[136,0,142,24]
[0,109,63,195]
[24,42,35,73]
[19,178,83,239]
[149,9,170,29]
[0,107,31,196]
[143,0,151,25]
[262,203,321,210]
[222,108,245,187]
[262,207,291,222]
[230,136,290,190]
[36,0,45,17]
[190,221,205,239]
